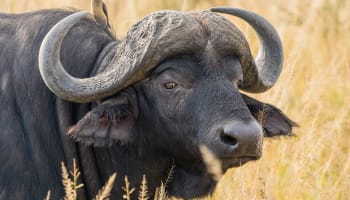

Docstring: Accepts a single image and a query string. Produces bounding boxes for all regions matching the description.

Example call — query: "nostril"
[220,131,238,146]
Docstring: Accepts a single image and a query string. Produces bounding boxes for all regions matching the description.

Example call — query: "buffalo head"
[38,5,294,198]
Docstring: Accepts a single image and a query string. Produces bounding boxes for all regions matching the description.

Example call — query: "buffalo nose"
[220,120,263,154]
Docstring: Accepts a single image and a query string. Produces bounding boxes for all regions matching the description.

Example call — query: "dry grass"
[138,175,149,200]
[95,173,117,200]
[59,161,117,200]
[2,0,349,199]
[61,159,84,200]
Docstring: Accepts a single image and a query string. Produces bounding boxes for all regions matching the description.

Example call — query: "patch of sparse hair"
[67,102,132,146]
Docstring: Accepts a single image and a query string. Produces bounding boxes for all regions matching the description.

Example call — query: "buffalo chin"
[168,156,260,199]
[221,156,260,171]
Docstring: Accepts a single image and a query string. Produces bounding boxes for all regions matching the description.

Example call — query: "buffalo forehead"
[123,10,207,60]
[125,10,249,63]
[189,10,250,57]
[110,10,252,91]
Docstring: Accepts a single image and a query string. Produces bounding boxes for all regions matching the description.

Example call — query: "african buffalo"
[0,1,296,199]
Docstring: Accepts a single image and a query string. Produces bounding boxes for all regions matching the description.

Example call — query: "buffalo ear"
[241,93,299,137]
[68,89,138,146]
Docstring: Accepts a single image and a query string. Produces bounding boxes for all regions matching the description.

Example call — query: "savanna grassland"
[1,0,349,199]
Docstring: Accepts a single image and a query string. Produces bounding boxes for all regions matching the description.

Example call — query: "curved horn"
[210,7,283,92]
[39,11,207,103]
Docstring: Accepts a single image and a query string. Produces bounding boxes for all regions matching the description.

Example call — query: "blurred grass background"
[1,0,349,199]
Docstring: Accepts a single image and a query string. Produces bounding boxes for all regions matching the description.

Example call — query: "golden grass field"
[1,0,349,199]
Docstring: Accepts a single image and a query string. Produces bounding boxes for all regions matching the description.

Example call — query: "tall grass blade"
[94,173,117,200]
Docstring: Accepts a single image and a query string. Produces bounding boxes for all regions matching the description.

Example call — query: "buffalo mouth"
[220,156,260,171]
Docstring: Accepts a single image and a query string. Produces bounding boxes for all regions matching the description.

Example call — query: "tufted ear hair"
[241,93,298,137]
[68,88,138,146]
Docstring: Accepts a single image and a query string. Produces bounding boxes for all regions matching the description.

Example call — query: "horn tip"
[210,7,241,13]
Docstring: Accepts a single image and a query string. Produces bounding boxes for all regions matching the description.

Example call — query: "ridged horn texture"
[39,11,208,103]
[39,8,283,103]
[210,7,284,93]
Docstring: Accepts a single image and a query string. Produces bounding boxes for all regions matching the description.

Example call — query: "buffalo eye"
[163,82,177,90]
